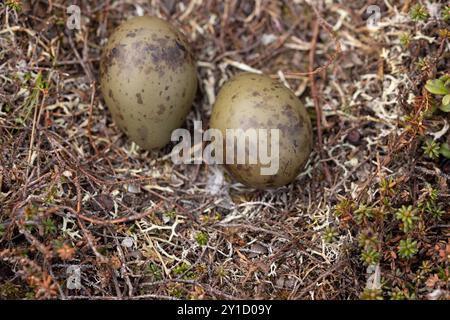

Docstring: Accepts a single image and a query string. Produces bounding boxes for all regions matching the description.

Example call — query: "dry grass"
[0,0,449,300]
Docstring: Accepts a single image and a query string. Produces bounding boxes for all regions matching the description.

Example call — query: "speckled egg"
[210,73,313,189]
[100,16,197,150]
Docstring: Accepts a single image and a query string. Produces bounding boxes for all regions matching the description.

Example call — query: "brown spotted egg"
[210,73,313,189]
[100,16,197,150]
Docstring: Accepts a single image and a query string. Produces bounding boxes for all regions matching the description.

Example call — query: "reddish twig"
[63,202,163,226]
[284,4,341,78]
[308,18,332,184]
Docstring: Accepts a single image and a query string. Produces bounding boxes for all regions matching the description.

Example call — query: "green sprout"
[56,19,66,27]
[421,140,450,160]
[389,287,416,300]
[415,57,428,71]
[437,267,449,281]
[194,232,209,246]
[215,265,228,281]
[42,218,57,235]
[334,198,355,217]
[323,226,339,243]
[422,140,440,159]
[400,33,412,47]
[442,5,450,21]
[163,210,176,220]
[358,230,379,249]
[425,75,450,112]
[168,286,185,299]
[354,204,374,224]
[6,0,22,12]
[389,287,406,300]
[360,288,383,300]
[409,4,429,21]
[419,187,445,220]
[361,248,380,266]
[395,205,419,233]
[419,260,432,274]
[145,263,162,281]
[425,203,445,220]
[398,238,419,259]
[379,176,395,197]
[173,262,196,280]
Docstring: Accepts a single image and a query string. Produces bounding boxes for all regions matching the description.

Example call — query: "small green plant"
[379,176,395,197]
[163,210,176,220]
[323,226,339,243]
[361,248,380,266]
[173,262,196,279]
[56,19,66,27]
[419,260,432,274]
[358,230,379,249]
[334,198,355,217]
[42,218,57,235]
[421,140,450,160]
[389,287,406,300]
[425,203,445,220]
[442,5,450,21]
[425,75,450,112]
[215,265,228,282]
[0,282,27,299]
[415,57,428,71]
[145,263,162,281]
[436,267,449,282]
[5,0,22,11]
[419,186,445,220]
[360,288,383,300]
[422,140,440,159]
[45,185,58,204]
[398,238,419,259]
[409,4,429,21]
[37,76,49,91]
[167,285,185,299]
[354,204,374,224]
[395,205,419,233]
[400,33,412,47]
[0,224,4,238]
[195,232,208,246]
[389,287,416,300]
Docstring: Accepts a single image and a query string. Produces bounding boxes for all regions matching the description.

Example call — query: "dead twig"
[308,17,332,184]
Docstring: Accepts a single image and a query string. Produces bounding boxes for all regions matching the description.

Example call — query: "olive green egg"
[210,73,313,189]
[100,16,197,150]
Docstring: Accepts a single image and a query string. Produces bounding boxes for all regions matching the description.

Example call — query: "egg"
[100,16,197,150]
[210,73,313,189]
